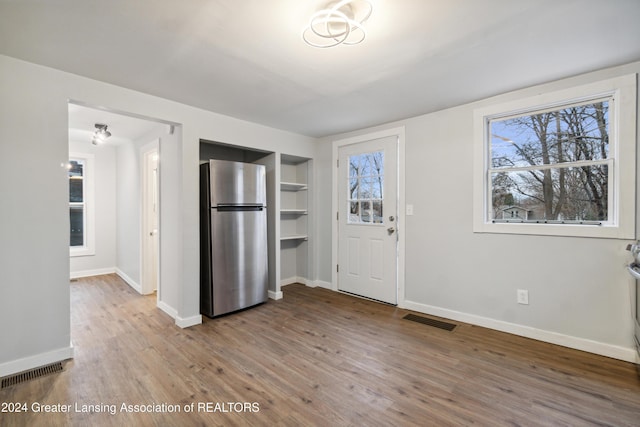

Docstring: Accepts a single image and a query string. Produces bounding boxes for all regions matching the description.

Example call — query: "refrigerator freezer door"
[207,208,268,316]
[209,159,266,206]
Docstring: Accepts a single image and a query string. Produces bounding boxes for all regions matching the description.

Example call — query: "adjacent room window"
[474,74,636,238]
[69,153,95,256]
[348,150,384,224]
[69,159,85,246]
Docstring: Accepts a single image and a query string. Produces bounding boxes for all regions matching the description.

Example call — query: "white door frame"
[331,126,406,307]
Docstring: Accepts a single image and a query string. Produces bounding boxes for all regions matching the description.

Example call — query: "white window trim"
[473,74,637,239]
[69,152,96,257]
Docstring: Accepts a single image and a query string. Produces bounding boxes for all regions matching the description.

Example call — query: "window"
[69,153,95,256]
[474,75,636,238]
[348,150,384,224]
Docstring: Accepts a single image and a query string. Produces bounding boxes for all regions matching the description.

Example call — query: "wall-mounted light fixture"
[91,123,111,145]
[302,0,373,48]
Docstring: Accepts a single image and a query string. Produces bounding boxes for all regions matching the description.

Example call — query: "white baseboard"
[70,267,115,279]
[115,268,141,294]
[155,299,201,329]
[280,276,306,287]
[312,280,333,290]
[403,299,639,363]
[157,300,177,319]
[0,344,74,378]
[176,314,202,329]
[115,271,199,329]
[268,290,283,300]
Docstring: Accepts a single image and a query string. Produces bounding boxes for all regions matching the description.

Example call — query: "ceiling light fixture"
[91,123,111,145]
[302,0,373,48]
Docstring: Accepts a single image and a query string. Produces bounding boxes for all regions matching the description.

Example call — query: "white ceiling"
[1,0,639,138]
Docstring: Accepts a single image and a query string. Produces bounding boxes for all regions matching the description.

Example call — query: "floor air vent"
[1,362,64,389]
[403,314,457,331]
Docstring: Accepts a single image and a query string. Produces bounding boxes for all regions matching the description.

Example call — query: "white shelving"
[280,234,308,241]
[279,155,311,286]
[280,182,307,192]
[280,209,307,216]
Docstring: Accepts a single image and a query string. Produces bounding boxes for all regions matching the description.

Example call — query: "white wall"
[315,61,640,362]
[69,139,117,277]
[0,54,315,376]
[115,139,141,286]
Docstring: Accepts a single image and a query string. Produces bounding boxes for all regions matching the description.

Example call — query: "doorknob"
[387,227,395,234]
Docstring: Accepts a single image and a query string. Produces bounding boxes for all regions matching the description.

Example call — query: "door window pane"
[348,151,384,224]
[372,200,383,223]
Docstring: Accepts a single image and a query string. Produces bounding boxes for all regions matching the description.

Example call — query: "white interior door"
[141,143,159,295]
[338,136,398,304]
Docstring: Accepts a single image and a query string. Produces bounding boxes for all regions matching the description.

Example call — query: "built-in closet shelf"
[279,154,311,291]
[280,209,308,215]
[280,235,308,241]
[280,182,307,191]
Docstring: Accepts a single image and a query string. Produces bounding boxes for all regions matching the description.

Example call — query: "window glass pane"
[359,154,372,176]
[359,177,374,199]
[491,165,608,221]
[372,200,383,223]
[70,206,84,246]
[349,154,363,177]
[371,177,383,199]
[349,201,361,223]
[349,177,359,199]
[69,159,84,202]
[490,101,609,169]
[360,201,371,223]
[369,151,384,176]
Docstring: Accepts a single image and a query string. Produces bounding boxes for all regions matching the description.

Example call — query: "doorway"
[67,102,172,304]
[332,128,405,306]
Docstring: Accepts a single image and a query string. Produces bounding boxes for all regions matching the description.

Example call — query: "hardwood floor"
[2,274,639,426]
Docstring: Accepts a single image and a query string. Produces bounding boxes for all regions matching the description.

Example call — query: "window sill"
[473,221,633,239]
[70,247,95,257]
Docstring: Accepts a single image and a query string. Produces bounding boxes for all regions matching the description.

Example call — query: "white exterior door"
[338,136,398,304]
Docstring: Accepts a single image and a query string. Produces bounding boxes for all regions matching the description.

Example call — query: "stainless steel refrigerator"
[199,159,268,317]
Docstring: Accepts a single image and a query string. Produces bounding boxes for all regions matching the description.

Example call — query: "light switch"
[406,204,414,215]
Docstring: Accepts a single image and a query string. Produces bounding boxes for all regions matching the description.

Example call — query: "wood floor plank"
[1,275,639,426]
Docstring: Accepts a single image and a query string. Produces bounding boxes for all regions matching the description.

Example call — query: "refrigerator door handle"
[215,205,264,212]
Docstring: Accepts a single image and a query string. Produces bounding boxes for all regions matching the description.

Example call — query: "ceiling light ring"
[307,10,353,45]
[302,0,372,48]
[319,12,367,45]
[327,0,373,23]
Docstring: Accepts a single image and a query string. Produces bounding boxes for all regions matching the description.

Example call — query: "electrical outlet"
[517,289,529,305]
